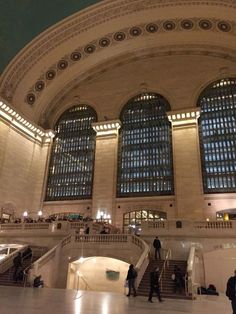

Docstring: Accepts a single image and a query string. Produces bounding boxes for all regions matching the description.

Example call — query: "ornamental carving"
[0,0,236,103]
[24,17,235,106]
[40,43,236,125]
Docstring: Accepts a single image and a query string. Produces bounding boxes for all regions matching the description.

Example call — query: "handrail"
[78,275,92,291]
[158,248,171,292]
[23,247,47,287]
[186,246,197,298]
[23,264,32,287]
[133,236,150,287]
[31,234,71,274]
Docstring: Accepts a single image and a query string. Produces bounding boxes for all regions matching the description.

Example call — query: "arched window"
[198,78,236,193]
[117,92,174,197]
[123,209,167,233]
[45,105,97,201]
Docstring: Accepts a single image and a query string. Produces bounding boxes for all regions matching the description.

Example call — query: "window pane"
[45,105,97,201]
[117,92,174,197]
[198,78,236,193]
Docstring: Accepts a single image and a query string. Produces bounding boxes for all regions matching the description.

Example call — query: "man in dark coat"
[13,252,22,281]
[22,246,32,261]
[126,264,137,297]
[153,236,161,259]
[226,270,236,314]
[148,267,163,303]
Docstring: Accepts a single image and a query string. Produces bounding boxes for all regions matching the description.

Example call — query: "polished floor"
[0,286,231,314]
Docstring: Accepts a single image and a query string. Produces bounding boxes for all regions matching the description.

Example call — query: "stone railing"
[30,234,149,288]
[133,236,150,287]
[186,246,201,299]
[0,223,50,231]
[194,221,232,229]
[74,234,128,243]
[32,234,72,274]
[0,221,118,235]
[1,219,234,238]
[142,220,236,237]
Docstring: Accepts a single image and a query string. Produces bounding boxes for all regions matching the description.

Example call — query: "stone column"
[168,109,204,219]
[91,120,121,223]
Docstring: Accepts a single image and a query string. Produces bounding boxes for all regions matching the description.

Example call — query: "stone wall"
[0,120,49,217]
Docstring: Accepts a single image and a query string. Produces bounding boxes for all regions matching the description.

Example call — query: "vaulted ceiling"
[1,0,236,127]
[0,0,99,73]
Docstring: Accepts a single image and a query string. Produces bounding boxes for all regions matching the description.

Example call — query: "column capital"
[167,108,200,127]
[92,119,121,137]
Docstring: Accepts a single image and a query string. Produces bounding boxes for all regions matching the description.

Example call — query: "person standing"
[148,267,163,303]
[84,224,90,234]
[226,270,236,314]
[153,236,161,260]
[13,252,22,281]
[126,264,137,297]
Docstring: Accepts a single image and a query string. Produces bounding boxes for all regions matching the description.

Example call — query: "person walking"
[148,267,163,303]
[226,270,236,314]
[126,264,137,297]
[13,252,22,281]
[153,236,161,260]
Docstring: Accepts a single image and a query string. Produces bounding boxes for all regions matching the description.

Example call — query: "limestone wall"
[0,120,49,217]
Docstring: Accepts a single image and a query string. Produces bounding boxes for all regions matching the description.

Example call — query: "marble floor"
[0,286,231,314]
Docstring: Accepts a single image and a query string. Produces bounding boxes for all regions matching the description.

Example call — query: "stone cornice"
[0,0,236,102]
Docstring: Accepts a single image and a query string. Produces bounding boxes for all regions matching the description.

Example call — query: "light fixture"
[23,211,28,217]
[38,210,43,216]
[78,257,85,263]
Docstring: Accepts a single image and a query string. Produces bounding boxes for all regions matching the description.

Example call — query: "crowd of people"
[0,214,94,224]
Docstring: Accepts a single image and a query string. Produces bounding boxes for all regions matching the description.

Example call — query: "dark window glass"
[198,78,236,193]
[45,105,97,201]
[117,92,174,197]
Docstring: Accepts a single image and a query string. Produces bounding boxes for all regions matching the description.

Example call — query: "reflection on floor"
[0,286,231,314]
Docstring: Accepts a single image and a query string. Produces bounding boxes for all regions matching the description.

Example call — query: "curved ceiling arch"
[1,0,236,123]
[37,43,236,128]
[24,16,236,108]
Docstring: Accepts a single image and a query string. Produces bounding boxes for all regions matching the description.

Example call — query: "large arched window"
[45,105,97,201]
[198,78,236,193]
[117,92,174,197]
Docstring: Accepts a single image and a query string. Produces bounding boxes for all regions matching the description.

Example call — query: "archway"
[123,209,167,234]
[67,256,129,293]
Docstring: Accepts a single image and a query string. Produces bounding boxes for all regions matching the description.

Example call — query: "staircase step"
[0,247,47,288]
[137,258,189,301]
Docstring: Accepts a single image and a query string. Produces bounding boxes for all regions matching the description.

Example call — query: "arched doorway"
[123,209,167,234]
[67,256,129,293]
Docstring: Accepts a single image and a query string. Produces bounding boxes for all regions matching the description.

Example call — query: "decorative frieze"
[23,17,236,106]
